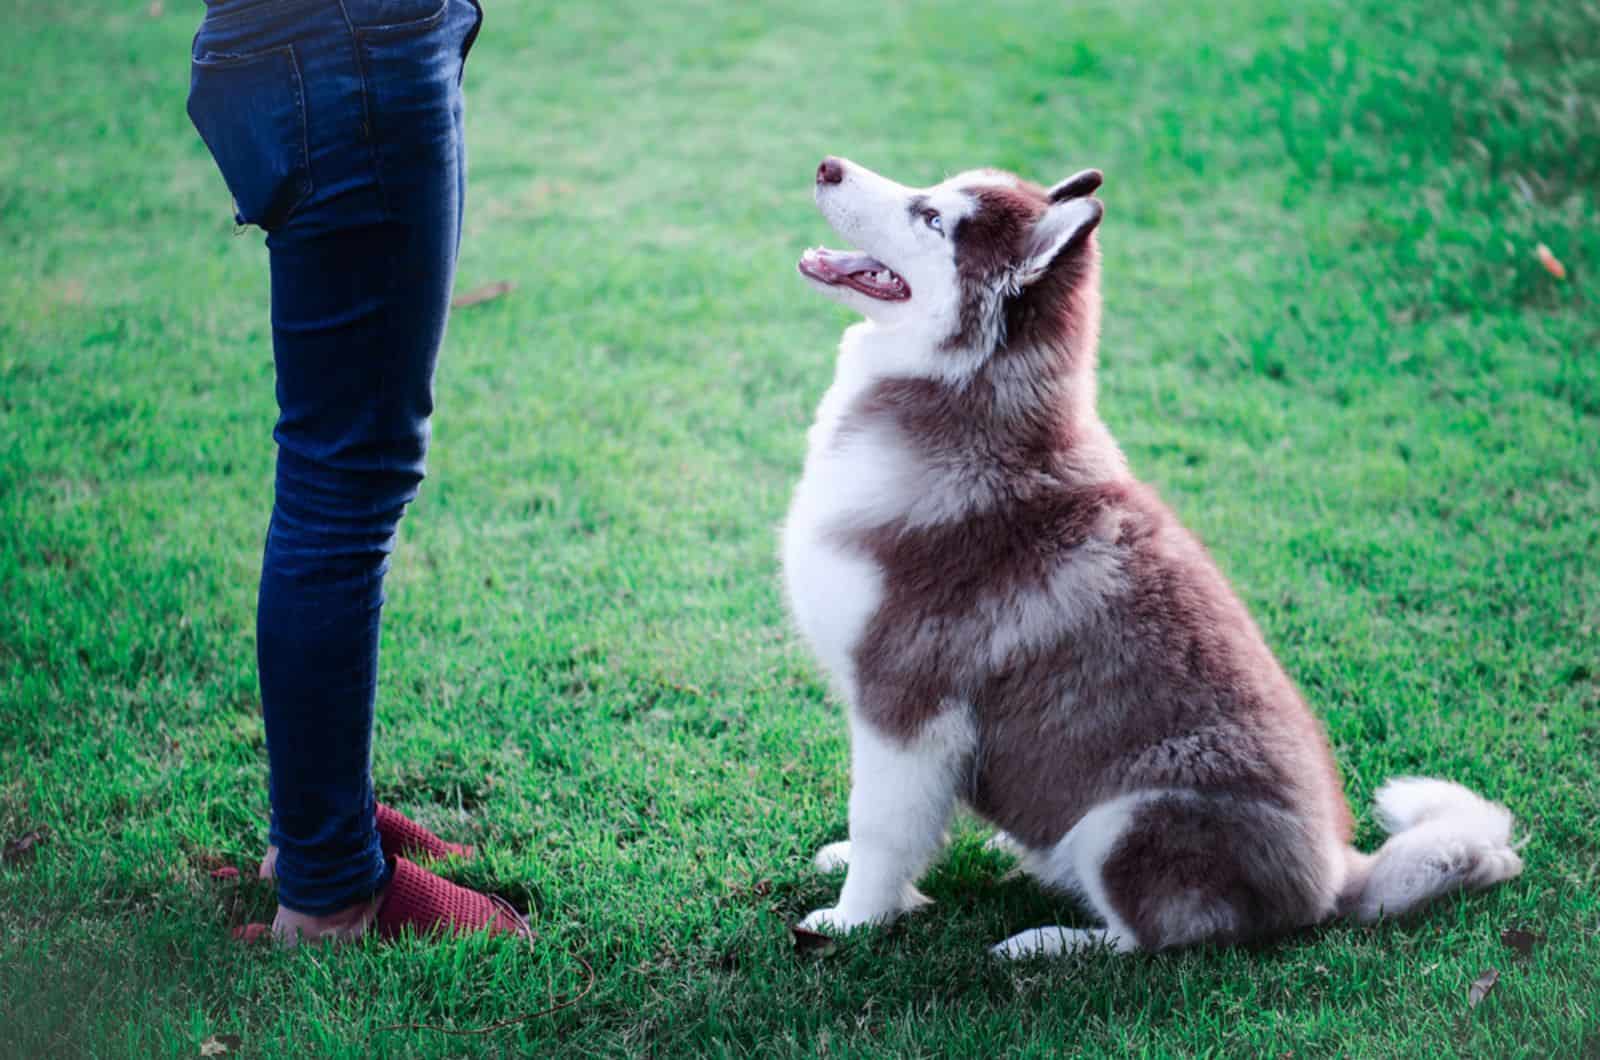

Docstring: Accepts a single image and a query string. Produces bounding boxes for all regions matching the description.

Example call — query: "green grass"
[3,0,1598,1055]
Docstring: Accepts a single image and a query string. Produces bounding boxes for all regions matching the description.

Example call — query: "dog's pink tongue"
[805,248,885,278]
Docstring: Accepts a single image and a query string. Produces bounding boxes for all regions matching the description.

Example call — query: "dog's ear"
[1046,168,1103,202]
[1015,196,1103,287]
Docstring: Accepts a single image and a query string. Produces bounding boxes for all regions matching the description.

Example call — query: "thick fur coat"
[782,157,1521,956]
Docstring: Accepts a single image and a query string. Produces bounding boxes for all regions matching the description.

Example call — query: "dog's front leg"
[799,707,971,934]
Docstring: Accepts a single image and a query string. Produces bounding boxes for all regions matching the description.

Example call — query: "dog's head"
[798,157,1104,365]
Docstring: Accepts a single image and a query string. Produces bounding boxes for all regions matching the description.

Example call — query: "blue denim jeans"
[188,0,482,915]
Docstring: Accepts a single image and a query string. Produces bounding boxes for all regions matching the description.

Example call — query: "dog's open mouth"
[798,247,911,301]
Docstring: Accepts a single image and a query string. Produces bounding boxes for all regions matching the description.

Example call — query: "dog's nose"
[817,157,844,186]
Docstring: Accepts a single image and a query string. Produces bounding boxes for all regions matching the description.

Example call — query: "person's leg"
[189,0,485,939]
[258,219,442,920]
[262,0,485,932]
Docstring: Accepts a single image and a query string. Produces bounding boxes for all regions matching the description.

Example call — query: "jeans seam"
[331,0,388,217]
[283,45,316,226]
[321,2,396,483]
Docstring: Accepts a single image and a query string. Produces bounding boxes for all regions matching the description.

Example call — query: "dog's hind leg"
[993,790,1340,958]
[990,795,1145,958]
[799,708,973,934]
[991,926,1134,959]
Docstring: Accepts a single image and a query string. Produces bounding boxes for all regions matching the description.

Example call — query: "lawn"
[2,0,1598,1055]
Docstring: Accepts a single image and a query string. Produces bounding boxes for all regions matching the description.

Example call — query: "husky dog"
[781,157,1522,957]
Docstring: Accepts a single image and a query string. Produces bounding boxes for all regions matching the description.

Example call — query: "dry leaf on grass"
[791,926,838,957]
[209,866,240,881]
[451,281,514,309]
[1467,968,1500,1008]
[192,852,231,873]
[231,923,271,943]
[1536,243,1566,280]
[1501,927,1543,957]
[2,827,50,867]
[148,0,165,15]
[199,1034,241,1056]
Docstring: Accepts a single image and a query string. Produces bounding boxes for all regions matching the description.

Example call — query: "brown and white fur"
[781,156,1522,957]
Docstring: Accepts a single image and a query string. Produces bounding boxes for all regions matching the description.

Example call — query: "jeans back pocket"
[187,46,313,231]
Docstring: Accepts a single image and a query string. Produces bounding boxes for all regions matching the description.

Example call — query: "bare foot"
[271,889,384,947]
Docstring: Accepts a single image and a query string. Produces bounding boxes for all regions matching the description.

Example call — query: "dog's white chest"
[781,512,882,700]
[780,346,901,699]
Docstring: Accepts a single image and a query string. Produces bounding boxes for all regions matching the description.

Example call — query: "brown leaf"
[231,922,271,943]
[451,281,514,309]
[2,827,50,867]
[209,866,240,881]
[1501,927,1543,957]
[791,926,838,957]
[147,0,165,15]
[1467,967,1500,1008]
[1536,243,1566,280]
[199,1034,241,1056]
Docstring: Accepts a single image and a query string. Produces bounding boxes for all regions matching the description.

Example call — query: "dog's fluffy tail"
[1341,777,1523,924]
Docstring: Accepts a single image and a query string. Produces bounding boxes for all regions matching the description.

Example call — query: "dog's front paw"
[812,841,851,873]
[796,907,862,935]
[797,904,900,935]
[797,887,931,936]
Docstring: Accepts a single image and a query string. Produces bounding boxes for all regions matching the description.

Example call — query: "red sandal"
[374,857,530,941]
[376,803,474,863]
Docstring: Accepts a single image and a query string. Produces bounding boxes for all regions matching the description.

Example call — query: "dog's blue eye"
[923,209,943,233]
